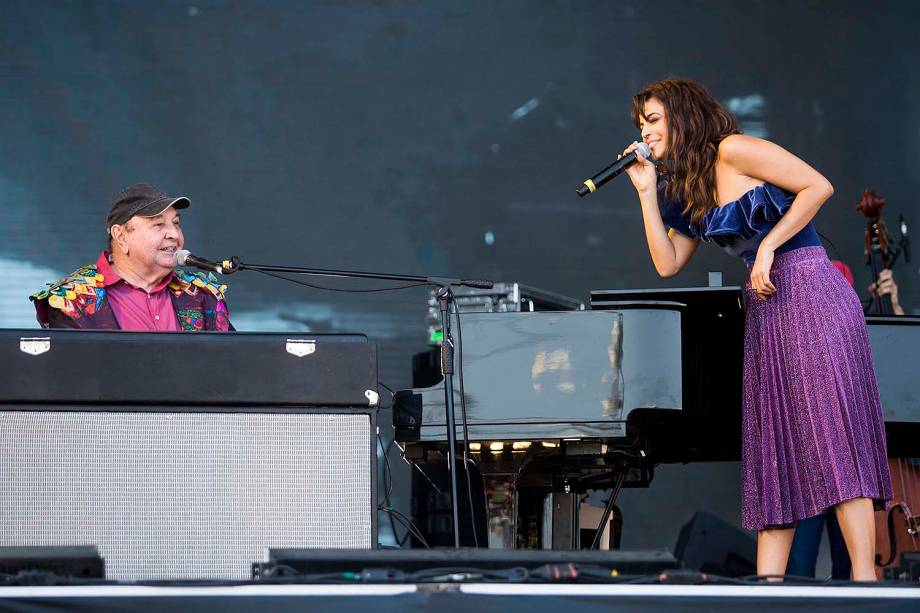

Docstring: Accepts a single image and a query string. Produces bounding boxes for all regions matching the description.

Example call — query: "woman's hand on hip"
[750,247,777,300]
[622,141,657,195]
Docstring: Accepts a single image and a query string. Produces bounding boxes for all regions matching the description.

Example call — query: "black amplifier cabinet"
[0,329,378,581]
[1,328,378,407]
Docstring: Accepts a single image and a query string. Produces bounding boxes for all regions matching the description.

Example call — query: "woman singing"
[621,78,892,580]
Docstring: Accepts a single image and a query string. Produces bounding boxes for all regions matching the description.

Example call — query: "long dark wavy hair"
[631,78,740,226]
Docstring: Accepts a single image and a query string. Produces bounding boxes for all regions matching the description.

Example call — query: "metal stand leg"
[590,469,627,550]
[437,287,461,548]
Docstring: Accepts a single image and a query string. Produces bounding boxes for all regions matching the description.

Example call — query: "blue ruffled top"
[658,181,821,266]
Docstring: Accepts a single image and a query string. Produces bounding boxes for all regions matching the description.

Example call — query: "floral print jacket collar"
[31,252,232,332]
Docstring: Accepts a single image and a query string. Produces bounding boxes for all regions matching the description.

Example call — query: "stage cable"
[378,506,430,549]
[373,384,418,547]
[376,433,403,546]
[375,382,397,503]
[376,381,396,398]
[247,267,431,293]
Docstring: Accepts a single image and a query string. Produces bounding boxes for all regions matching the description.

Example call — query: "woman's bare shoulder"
[717,134,828,195]
[718,134,772,159]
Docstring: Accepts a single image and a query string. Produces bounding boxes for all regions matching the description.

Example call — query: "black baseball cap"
[106,183,190,231]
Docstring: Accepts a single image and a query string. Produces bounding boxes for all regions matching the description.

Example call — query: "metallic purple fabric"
[741,246,892,531]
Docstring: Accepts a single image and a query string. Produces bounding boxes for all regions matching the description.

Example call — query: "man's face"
[115,207,185,275]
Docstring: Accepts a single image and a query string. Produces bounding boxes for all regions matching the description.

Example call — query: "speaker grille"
[0,410,373,581]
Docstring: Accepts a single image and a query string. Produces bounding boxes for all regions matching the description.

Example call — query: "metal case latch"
[285,339,316,357]
[20,337,51,356]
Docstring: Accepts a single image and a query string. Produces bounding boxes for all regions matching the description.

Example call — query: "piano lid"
[396,309,682,441]
[867,315,920,424]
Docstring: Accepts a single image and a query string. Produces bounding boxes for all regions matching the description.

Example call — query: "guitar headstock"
[858,189,894,316]
[856,189,886,218]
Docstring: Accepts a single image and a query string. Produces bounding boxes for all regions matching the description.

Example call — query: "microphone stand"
[219,256,491,548]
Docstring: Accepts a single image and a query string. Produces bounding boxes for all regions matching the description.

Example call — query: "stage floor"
[2,583,919,612]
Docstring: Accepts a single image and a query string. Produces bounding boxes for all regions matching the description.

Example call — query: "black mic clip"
[218,256,241,275]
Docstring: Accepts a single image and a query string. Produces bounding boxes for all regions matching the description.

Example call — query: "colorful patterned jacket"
[30,253,232,332]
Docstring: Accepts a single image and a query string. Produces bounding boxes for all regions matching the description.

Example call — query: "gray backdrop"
[2,0,918,569]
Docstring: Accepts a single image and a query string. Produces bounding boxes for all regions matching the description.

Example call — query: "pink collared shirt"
[96,253,180,332]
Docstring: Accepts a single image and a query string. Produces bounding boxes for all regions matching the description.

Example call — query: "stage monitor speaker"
[259,547,679,578]
[0,408,375,581]
[674,511,756,577]
[0,546,104,580]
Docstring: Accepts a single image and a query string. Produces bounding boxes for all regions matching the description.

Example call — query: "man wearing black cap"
[30,183,232,331]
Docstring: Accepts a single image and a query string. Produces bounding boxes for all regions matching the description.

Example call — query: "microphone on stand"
[175,249,226,274]
[575,142,653,197]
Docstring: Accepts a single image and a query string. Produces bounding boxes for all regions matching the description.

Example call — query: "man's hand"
[868,268,905,315]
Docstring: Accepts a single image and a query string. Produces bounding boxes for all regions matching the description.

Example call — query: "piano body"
[394,287,920,549]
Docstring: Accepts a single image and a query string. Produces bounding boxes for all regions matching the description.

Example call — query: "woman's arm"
[636,188,700,276]
[720,134,834,297]
[623,142,700,277]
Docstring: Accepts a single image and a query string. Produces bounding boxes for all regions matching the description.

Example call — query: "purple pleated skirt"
[741,246,892,531]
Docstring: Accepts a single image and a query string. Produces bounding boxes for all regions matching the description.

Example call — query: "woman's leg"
[834,497,877,581]
[757,527,796,578]
[825,511,853,580]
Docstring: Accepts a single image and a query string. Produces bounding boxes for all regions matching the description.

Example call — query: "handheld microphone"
[575,142,652,197]
[175,249,225,274]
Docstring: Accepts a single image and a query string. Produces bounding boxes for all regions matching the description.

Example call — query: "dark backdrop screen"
[2,0,918,388]
[3,0,919,557]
